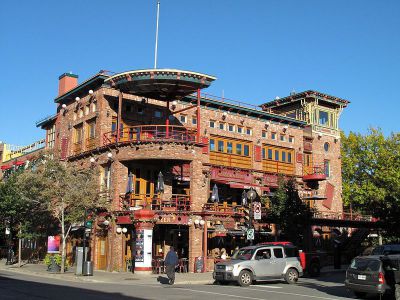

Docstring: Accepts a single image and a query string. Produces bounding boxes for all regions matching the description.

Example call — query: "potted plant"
[44,254,65,273]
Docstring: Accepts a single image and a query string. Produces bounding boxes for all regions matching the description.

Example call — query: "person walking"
[164,246,179,285]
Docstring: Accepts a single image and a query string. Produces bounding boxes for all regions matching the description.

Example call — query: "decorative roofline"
[260,90,350,109]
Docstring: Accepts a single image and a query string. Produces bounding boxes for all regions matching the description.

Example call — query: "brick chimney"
[58,72,78,96]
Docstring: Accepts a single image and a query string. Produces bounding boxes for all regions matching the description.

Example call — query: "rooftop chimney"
[58,72,78,96]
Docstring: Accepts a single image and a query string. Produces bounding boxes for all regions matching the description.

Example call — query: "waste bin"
[83,261,93,276]
[75,247,88,275]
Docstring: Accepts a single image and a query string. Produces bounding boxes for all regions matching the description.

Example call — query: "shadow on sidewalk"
[0,274,147,300]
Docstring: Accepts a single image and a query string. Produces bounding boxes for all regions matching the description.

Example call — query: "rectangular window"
[319,111,329,126]
[273,248,284,259]
[47,124,56,149]
[74,125,83,143]
[288,152,292,163]
[219,122,225,130]
[137,107,144,115]
[262,131,266,138]
[244,145,250,156]
[192,117,197,125]
[126,104,132,113]
[227,142,233,154]
[210,120,215,128]
[180,115,187,123]
[289,136,294,143]
[237,126,243,134]
[246,128,252,135]
[324,160,330,177]
[275,150,279,161]
[218,140,224,152]
[282,151,286,162]
[91,101,97,112]
[262,148,266,159]
[228,124,235,132]
[280,135,285,142]
[154,110,162,118]
[85,105,90,115]
[209,139,215,151]
[271,132,276,140]
[87,121,96,139]
[268,149,273,160]
[236,144,242,155]
[101,165,111,190]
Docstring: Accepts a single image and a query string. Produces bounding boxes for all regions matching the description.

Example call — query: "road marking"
[249,284,282,289]
[175,286,346,300]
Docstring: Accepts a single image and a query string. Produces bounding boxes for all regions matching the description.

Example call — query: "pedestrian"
[164,246,179,285]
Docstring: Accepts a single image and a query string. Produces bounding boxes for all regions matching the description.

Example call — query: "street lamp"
[5,218,12,265]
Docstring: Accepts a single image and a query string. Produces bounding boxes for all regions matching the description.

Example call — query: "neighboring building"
[9,68,349,273]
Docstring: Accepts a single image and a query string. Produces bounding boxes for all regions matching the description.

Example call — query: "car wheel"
[353,291,366,299]
[238,270,253,287]
[395,284,400,300]
[308,262,320,277]
[284,268,299,284]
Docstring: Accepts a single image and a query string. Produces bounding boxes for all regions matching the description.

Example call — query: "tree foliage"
[267,177,314,245]
[341,128,400,238]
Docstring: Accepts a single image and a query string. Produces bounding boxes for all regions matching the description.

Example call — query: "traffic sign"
[253,202,262,220]
[247,228,255,240]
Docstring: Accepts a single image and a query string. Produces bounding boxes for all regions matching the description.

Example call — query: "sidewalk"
[0,260,214,285]
[0,259,347,285]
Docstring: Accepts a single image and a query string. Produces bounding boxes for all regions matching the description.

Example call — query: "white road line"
[175,286,346,300]
[249,284,282,289]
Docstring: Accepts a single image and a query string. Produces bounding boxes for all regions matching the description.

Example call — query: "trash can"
[83,261,93,276]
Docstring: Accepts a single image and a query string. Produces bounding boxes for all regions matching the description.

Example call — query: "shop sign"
[211,167,253,184]
[47,236,60,253]
[157,214,188,224]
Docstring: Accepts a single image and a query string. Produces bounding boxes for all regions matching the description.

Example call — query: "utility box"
[75,247,89,275]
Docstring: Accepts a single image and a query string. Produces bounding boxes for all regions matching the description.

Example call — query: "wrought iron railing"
[303,164,326,176]
[103,125,196,146]
[125,193,191,212]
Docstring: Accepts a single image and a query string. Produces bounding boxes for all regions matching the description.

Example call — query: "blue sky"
[1,0,399,145]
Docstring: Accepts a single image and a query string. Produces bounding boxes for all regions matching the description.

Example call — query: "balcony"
[103,125,197,146]
[303,165,326,181]
[125,193,191,212]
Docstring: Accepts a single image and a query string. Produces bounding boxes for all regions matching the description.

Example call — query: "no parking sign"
[253,202,262,220]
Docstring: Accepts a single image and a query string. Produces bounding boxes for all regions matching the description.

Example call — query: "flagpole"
[154,1,160,69]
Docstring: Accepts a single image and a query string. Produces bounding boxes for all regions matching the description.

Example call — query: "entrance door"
[96,237,107,270]
[131,167,158,208]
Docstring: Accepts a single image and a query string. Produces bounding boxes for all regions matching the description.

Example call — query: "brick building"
[9,68,349,273]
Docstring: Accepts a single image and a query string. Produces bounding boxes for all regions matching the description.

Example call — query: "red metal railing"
[103,125,196,146]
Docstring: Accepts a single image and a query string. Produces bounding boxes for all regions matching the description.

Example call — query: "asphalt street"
[0,269,356,300]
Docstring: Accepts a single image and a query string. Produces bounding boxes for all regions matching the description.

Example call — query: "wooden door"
[96,237,107,270]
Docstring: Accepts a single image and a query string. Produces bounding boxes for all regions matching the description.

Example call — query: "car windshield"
[350,258,381,272]
[232,248,254,260]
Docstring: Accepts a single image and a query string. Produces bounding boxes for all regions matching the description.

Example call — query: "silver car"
[213,245,303,286]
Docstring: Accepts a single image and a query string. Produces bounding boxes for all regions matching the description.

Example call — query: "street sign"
[253,202,262,220]
[246,228,255,240]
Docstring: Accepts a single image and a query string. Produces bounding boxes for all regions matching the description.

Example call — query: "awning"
[14,161,25,166]
[1,165,12,170]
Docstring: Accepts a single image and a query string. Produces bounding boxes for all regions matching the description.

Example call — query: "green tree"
[20,156,110,272]
[268,177,314,245]
[341,128,400,239]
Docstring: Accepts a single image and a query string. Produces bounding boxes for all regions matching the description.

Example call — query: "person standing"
[164,246,179,285]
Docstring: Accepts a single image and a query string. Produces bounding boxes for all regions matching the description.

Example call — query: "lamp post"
[5,218,12,265]
[246,188,257,246]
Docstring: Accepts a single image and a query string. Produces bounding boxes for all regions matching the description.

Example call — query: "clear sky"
[1,0,399,145]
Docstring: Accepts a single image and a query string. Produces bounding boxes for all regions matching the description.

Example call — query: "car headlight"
[225,265,234,272]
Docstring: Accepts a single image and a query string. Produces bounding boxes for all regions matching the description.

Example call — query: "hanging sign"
[47,236,61,253]
[253,202,262,220]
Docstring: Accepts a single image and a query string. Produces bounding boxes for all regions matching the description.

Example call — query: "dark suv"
[345,255,400,299]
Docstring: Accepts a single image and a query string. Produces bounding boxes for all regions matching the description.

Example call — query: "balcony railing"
[103,125,196,146]
[126,193,191,212]
[314,210,375,222]
[303,164,326,181]
[203,202,245,214]
[86,137,97,151]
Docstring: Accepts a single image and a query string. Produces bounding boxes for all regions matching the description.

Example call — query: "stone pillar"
[188,225,204,273]
[111,159,128,211]
[190,159,207,211]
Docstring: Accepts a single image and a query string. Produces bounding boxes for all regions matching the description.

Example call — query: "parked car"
[213,243,303,287]
[345,254,400,299]
[372,244,400,256]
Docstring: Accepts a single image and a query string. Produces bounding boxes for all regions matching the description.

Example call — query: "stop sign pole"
[247,187,257,245]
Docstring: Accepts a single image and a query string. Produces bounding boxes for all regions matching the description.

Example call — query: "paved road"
[0,269,355,300]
